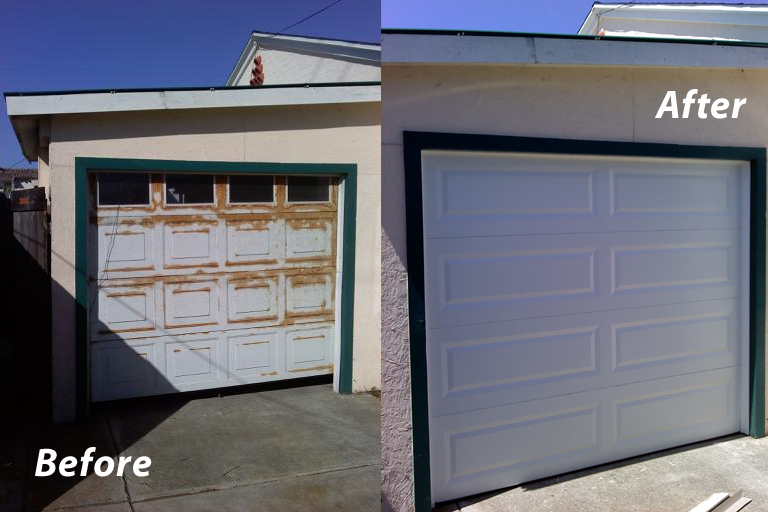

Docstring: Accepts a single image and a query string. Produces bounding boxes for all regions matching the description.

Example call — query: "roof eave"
[382,31,768,68]
[9,116,40,162]
[578,7,601,35]
[5,83,381,162]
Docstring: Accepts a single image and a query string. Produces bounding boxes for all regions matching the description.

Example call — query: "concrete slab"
[132,464,380,512]
[22,414,127,510]
[58,503,132,512]
[448,434,768,512]
[8,383,379,511]
[106,384,380,501]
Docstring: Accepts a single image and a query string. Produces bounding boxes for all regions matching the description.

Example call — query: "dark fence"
[7,187,51,419]
[0,194,12,418]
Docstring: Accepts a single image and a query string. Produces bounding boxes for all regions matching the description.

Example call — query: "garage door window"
[97,173,150,206]
[287,176,330,203]
[166,174,215,205]
[228,175,275,204]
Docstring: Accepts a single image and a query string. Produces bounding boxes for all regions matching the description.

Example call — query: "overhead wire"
[268,0,344,39]
[596,1,639,30]
[2,157,29,168]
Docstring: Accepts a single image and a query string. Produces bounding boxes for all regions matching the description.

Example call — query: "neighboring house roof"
[0,168,37,184]
[579,2,768,41]
[4,82,381,161]
[226,31,381,87]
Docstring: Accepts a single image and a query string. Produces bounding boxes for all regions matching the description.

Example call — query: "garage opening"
[402,132,766,508]
[87,170,342,401]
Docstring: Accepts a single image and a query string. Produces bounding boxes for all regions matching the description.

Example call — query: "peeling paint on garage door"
[88,172,340,401]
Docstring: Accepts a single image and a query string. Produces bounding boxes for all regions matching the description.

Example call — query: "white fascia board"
[5,85,381,117]
[579,4,768,34]
[251,32,381,55]
[600,29,739,41]
[381,33,768,69]
[227,38,258,86]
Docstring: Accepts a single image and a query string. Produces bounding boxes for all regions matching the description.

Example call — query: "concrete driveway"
[435,434,768,512]
[3,380,380,511]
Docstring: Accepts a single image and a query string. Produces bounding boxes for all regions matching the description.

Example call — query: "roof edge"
[5,81,381,98]
[382,31,768,69]
[250,30,380,48]
[226,32,381,87]
[380,28,768,48]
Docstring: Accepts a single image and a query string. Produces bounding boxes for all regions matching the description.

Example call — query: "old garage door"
[422,151,749,503]
[89,172,339,401]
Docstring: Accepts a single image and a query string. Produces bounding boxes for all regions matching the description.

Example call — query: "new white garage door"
[422,151,749,503]
[88,172,339,401]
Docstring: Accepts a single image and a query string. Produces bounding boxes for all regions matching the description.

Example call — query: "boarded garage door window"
[287,176,330,203]
[98,173,150,206]
[228,175,274,203]
[166,174,214,205]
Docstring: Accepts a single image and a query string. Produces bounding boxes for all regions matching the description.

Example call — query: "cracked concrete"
[4,382,380,511]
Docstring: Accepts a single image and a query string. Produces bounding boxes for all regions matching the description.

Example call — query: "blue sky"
[0,0,380,168]
[382,0,768,32]
[4,0,768,168]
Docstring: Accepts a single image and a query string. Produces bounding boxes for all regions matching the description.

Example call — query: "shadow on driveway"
[5,378,381,512]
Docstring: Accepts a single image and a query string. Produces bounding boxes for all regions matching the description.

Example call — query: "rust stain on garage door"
[88,172,340,401]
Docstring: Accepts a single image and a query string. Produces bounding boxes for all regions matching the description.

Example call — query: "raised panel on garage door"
[430,367,740,502]
[428,298,742,417]
[422,151,742,239]
[89,172,339,402]
[421,151,749,504]
[425,229,741,328]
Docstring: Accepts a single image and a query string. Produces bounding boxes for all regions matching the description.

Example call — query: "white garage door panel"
[92,282,157,335]
[422,151,748,504]
[165,336,222,388]
[428,298,741,417]
[91,325,335,401]
[90,174,340,401]
[425,229,740,328]
[228,331,279,380]
[97,223,156,273]
[422,151,742,239]
[430,366,740,502]
[91,340,166,401]
[225,219,281,265]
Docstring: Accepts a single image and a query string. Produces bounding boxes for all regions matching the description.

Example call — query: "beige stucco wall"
[48,101,381,422]
[381,63,768,511]
[37,146,50,196]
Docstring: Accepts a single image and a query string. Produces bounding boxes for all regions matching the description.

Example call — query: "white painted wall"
[381,63,768,511]
[232,47,380,86]
[48,102,381,421]
[579,4,768,41]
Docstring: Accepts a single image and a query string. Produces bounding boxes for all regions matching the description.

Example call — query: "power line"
[2,157,29,168]
[270,0,344,38]
[598,1,638,21]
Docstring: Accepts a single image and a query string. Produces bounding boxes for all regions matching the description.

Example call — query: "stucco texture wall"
[48,101,381,421]
[380,63,768,511]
